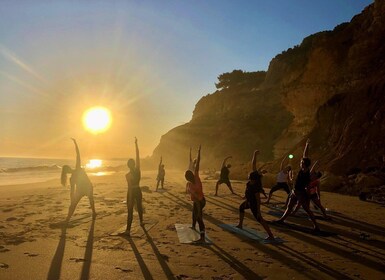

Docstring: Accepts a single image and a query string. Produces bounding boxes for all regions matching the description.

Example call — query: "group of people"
[60,137,329,242]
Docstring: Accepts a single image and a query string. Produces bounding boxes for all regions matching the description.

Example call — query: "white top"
[276,170,288,183]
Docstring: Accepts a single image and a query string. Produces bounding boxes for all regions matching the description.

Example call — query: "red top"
[187,173,204,202]
[307,179,319,195]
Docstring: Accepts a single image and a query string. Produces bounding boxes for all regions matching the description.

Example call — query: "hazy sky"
[0,0,373,159]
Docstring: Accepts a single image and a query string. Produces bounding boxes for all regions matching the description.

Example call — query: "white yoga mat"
[175,224,212,244]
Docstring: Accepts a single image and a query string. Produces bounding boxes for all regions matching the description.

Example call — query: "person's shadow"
[47,219,95,280]
[47,225,67,280]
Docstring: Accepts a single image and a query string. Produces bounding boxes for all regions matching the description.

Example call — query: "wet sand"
[0,170,384,279]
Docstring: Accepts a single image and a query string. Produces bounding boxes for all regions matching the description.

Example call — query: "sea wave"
[0,165,62,173]
[0,164,126,173]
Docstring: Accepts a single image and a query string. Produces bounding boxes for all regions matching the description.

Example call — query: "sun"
[82,106,111,134]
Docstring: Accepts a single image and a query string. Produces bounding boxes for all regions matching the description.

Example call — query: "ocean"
[0,157,127,186]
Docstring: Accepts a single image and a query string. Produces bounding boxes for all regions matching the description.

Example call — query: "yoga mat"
[219,224,285,244]
[175,224,212,244]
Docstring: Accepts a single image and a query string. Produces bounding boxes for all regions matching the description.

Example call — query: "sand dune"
[0,170,384,279]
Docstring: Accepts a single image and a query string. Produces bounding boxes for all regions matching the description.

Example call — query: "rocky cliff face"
[152,0,385,194]
[152,74,293,168]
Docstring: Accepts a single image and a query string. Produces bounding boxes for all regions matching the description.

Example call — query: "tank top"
[188,173,204,202]
[276,170,288,183]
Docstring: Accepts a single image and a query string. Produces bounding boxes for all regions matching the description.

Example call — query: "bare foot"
[118,230,130,237]
[236,224,243,229]
[192,238,206,244]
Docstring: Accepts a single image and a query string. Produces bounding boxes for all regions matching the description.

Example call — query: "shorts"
[270,182,290,194]
[217,179,231,185]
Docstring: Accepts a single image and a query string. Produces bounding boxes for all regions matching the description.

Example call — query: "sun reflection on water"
[85,159,102,169]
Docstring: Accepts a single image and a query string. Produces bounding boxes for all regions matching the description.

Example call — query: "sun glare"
[85,159,103,169]
[82,106,111,134]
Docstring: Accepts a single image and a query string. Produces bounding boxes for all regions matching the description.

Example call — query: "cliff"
[151,1,385,194]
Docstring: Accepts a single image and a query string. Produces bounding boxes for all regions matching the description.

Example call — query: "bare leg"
[156,179,160,191]
[215,181,220,196]
[266,191,273,204]
[258,216,274,239]
[301,200,320,231]
[226,181,235,194]
[136,189,144,226]
[236,201,247,229]
[312,198,329,219]
[195,200,206,242]
[192,202,197,229]
[65,194,81,223]
[126,192,134,233]
[88,195,97,219]
[291,201,302,216]
[277,195,296,222]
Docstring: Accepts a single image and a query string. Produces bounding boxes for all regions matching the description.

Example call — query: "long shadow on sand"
[142,227,176,280]
[47,219,95,280]
[47,226,67,280]
[209,194,385,273]
[122,236,154,280]
[80,219,95,280]
[162,192,330,279]
[207,243,265,280]
[164,192,385,278]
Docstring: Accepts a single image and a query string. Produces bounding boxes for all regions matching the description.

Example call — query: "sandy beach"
[0,170,384,280]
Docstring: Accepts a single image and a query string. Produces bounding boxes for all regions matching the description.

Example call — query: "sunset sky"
[0,0,373,159]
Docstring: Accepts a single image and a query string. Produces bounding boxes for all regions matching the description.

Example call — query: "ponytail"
[61,165,73,186]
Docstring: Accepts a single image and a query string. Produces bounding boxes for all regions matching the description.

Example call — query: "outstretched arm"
[71,138,81,170]
[310,160,319,173]
[252,150,259,172]
[221,156,232,168]
[159,156,162,168]
[280,154,287,171]
[303,138,310,158]
[194,145,201,175]
[135,137,140,170]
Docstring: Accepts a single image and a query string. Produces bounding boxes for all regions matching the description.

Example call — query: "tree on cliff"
[215,70,266,91]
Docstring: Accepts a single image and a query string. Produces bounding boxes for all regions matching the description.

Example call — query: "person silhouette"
[124,137,143,235]
[185,145,206,243]
[156,156,165,191]
[215,156,235,196]
[236,150,275,241]
[61,138,96,223]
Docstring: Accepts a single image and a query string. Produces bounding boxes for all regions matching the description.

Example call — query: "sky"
[0,0,373,159]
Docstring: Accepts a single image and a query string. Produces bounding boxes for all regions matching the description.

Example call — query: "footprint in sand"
[6,217,17,222]
[24,252,39,257]
[115,267,133,273]
[69,257,86,263]
[0,263,9,269]
[0,246,10,253]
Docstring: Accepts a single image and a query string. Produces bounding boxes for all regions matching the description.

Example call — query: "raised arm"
[194,145,201,175]
[280,154,287,171]
[303,138,310,158]
[189,147,192,163]
[310,160,319,173]
[71,138,81,170]
[135,137,140,170]
[221,156,232,168]
[252,150,259,172]
[159,156,163,168]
